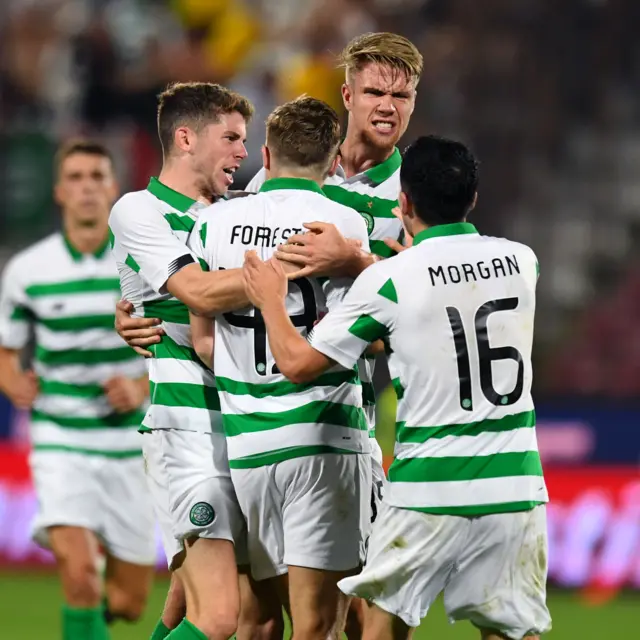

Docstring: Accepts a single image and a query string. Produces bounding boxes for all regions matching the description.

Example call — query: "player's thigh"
[288,565,354,639]
[158,428,246,567]
[444,505,551,639]
[104,555,154,620]
[278,453,369,573]
[231,465,286,582]
[98,454,157,566]
[181,537,240,620]
[361,602,413,640]
[29,451,102,549]
[339,503,464,629]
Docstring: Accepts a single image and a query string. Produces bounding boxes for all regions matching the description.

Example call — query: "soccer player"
[0,140,154,639]
[188,96,372,640]
[242,135,552,640]
[109,82,283,640]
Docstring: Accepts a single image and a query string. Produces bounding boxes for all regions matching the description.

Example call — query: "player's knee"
[292,614,334,640]
[237,614,284,640]
[58,557,102,607]
[196,613,238,640]
[107,586,147,622]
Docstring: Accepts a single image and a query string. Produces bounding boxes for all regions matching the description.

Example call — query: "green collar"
[147,177,196,213]
[63,234,110,262]
[363,147,401,184]
[259,177,325,195]
[413,222,478,246]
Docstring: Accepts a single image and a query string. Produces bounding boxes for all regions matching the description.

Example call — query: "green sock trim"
[63,605,110,640]
[167,618,208,639]
[151,619,172,640]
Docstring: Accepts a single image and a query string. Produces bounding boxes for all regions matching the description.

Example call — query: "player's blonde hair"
[338,32,423,83]
[265,96,341,172]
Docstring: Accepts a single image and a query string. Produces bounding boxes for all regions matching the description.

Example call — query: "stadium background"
[1,0,639,637]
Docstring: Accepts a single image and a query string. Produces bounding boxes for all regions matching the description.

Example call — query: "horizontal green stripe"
[388,451,543,484]
[149,381,220,411]
[216,370,359,399]
[38,314,115,332]
[31,409,145,429]
[39,379,104,398]
[26,277,120,298]
[369,240,397,258]
[396,410,536,444]
[35,344,138,366]
[322,186,398,219]
[223,400,367,437]
[10,305,34,322]
[348,314,389,343]
[362,381,376,407]
[143,299,190,325]
[151,335,204,365]
[406,501,545,517]
[164,212,195,233]
[229,445,358,469]
[33,444,142,459]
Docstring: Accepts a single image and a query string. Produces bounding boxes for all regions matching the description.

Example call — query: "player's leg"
[360,602,413,640]
[99,455,156,623]
[237,568,285,640]
[279,453,371,639]
[159,428,246,640]
[443,505,551,639]
[171,537,240,640]
[152,572,186,639]
[30,450,110,638]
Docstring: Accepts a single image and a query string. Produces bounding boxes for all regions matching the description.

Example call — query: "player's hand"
[115,299,164,358]
[7,370,38,410]
[104,376,147,413]
[275,222,362,278]
[383,206,413,254]
[243,251,287,308]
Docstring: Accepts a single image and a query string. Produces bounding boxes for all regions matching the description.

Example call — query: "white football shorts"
[30,449,156,566]
[231,452,371,581]
[339,502,551,639]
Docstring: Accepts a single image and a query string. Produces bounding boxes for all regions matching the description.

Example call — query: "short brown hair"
[157,82,254,155]
[338,32,423,82]
[55,139,113,177]
[265,96,341,171]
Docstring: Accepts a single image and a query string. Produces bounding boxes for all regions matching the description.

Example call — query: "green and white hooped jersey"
[0,233,147,456]
[109,178,220,433]
[309,222,547,516]
[246,150,403,440]
[188,177,372,469]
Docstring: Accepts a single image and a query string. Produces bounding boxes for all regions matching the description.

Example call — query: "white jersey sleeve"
[109,195,198,294]
[309,261,397,369]
[245,168,267,193]
[188,213,218,272]
[0,254,32,350]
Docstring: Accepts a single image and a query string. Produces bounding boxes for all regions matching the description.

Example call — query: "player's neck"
[266,167,323,186]
[339,132,395,179]
[63,220,109,255]
[158,163,212,205]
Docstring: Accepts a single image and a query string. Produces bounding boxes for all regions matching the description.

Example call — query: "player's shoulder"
[110,189,156,222]
[3,233,62,278]
[198,192,256,225]
[480,234,537,261]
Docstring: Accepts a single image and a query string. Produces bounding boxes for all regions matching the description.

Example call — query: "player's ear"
[399,191,412,217]
[53,181,65,208]
[341,83,352,111]
[327,152,340,177]
[174,126,194,154]
[468,192,478,213]
[261,145,270,171]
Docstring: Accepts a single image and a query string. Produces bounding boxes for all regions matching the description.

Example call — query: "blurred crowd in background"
[2,0,640,398]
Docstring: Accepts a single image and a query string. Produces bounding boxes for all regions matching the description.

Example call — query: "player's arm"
[190,312,215,370]
[0,259,38,409]
[109,200,249,317]
[275,221,377,280]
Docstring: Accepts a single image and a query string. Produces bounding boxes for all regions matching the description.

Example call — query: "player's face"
[343,63,416,150]
[55,153,117,226]
[192,111,248,198]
